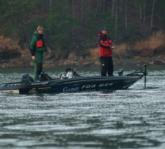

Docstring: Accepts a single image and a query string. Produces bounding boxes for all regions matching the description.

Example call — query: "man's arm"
[99,40,112,48]
[29,36,37,56]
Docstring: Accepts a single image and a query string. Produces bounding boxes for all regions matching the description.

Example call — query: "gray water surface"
[0,70,165,149]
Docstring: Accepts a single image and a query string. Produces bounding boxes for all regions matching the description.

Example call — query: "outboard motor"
[19,74,34,94]
[21,74,34,86]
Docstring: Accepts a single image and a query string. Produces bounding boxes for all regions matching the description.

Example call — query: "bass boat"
[0,66,146,94]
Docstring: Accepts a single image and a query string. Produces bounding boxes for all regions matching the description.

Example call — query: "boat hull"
[27,76,142,94]
[0,74,143,94]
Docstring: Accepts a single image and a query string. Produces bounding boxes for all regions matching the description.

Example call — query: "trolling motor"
[125,65,148,89]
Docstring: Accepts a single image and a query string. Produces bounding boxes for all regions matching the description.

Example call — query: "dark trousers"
[34,63,43,80]
[100,57,113,76]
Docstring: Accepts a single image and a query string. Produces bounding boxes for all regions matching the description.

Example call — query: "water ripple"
[0,70,165,148]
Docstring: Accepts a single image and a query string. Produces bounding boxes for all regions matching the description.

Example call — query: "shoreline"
[0,31,164,70]
[0,63,164,73]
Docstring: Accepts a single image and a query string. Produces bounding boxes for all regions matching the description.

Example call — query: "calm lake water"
[0,68,165,149]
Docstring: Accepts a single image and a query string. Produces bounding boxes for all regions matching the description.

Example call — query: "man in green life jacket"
[29,26,47,81]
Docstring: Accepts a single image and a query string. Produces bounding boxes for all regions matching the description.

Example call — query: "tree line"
[0,0,164,57]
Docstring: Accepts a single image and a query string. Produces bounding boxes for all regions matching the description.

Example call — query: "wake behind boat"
[0,67,146,94]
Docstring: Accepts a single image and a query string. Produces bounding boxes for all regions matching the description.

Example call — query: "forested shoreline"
[0,0,165,68]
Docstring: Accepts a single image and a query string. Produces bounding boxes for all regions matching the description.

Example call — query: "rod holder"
[144,64,147,89]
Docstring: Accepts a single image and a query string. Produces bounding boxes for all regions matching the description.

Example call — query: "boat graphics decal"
[63,86,80,92]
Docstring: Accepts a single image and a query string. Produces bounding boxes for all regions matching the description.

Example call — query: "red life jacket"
[99,38,113,57]
[36,39,44,48]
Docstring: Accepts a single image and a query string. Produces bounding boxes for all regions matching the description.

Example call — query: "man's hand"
[32,56,35,60]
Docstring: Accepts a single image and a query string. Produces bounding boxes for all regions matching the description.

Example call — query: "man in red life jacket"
[99,30,113,76]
